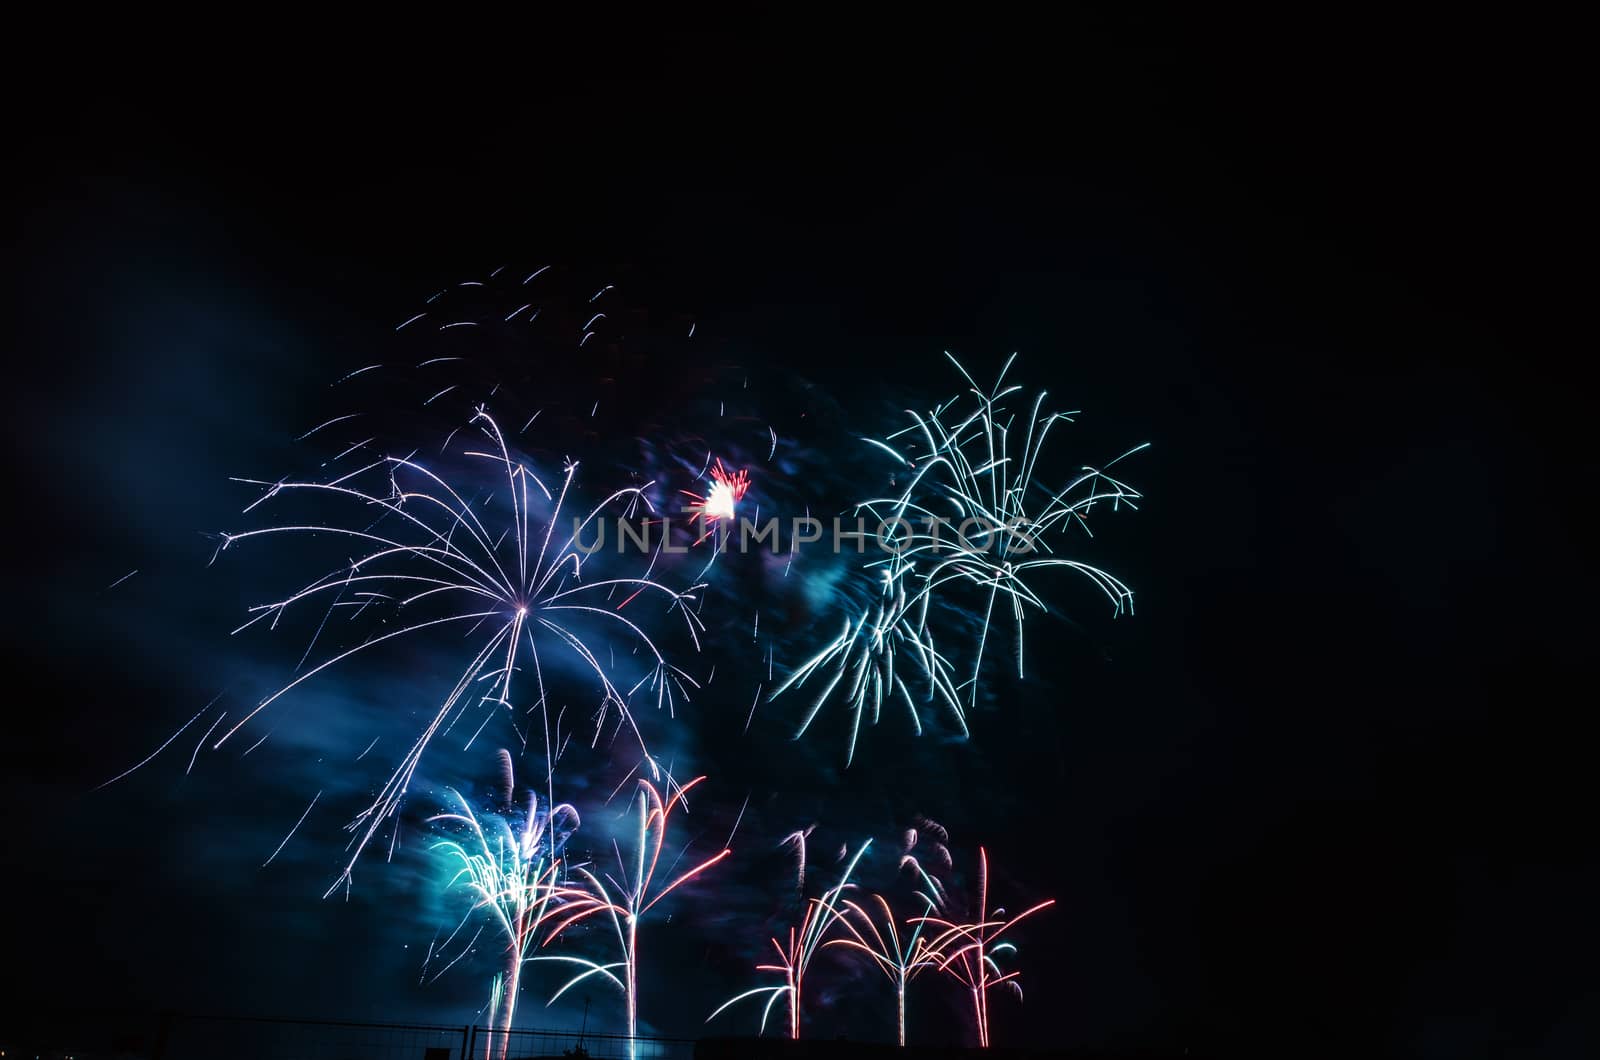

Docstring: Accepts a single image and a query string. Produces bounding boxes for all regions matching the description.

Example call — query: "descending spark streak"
[241,727,275,757]
[263,791,322,868]
[708,840,870,1040]
[914,847,1056,1048]
[336,364,385,385]
[773,355,1144,764]
[216,408,705,891]
[724,793,751,849]
[744,684,763,734]
[296,414,360,441]
[187,712,226,774]
[94,693,224,790]
[428,924,484,985]
[419,933,438,984]
[536,775,730,1060]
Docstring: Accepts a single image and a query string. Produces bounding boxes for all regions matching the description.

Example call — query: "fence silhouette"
[7,1012,1138,1058]
[154,1014,694,1060]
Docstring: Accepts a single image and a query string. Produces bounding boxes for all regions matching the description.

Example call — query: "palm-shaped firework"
[214,407,705,893]
[824,866,946,1047]
[915,847,1056,1049]
[535,774,730,1059]
[708,840,871,1040]
[430,750,580,1060]
[774,354,1145,764]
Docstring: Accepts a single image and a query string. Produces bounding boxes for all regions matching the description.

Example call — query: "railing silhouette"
[150,1013,695,1060]
[10,1011,1160,1058]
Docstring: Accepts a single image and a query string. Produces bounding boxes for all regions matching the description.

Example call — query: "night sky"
[5,14,1585,1059]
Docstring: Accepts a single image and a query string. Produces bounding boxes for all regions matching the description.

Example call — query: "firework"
[824,868,947,1047]
[214,407,705,893]
[914,847,1056,1048]
[681,458,751,541]
[188,265,1112,1049]
[707,840,871,1039]
[773,354,1145,764]
[430,749,580,1060]
[535,774,730,1059]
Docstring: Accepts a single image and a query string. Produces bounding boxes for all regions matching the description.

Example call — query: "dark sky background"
[3,13,1587,1060]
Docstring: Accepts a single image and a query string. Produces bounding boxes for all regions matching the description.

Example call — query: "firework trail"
[707,839,871,1039]
[430,749,580,1060]
[773,354,1145,764]
[535,774,730,1059]
[914,847,1056,1048]
[214,406,705,894]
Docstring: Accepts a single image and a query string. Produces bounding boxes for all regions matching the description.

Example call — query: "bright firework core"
[685,459,751,526]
